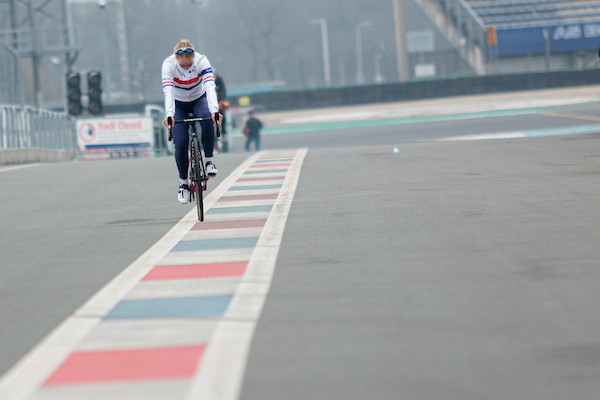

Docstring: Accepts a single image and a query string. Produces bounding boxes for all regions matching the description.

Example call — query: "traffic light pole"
[115,0,131,99]
[26,0,42,108]
[71,0,131,103]
[61,0,77,73]
[101,5,112,103]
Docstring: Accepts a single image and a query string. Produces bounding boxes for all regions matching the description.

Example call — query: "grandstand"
[467,0,600,29]
[415,0,600,75]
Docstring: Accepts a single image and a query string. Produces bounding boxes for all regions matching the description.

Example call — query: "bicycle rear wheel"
[191,137,204,221]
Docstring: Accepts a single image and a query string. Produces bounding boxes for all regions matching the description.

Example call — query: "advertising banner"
[76,116,154,160]
[496,23,600,57]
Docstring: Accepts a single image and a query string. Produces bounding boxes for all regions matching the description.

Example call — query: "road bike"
[168,114,221,221]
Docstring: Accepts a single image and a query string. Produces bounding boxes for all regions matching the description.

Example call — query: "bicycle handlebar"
[173,117,212,123]
[167,113,222,141]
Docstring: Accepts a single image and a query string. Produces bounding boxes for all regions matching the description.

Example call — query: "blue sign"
[495,23,600,57]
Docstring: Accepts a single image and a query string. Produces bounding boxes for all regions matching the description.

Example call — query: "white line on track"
[0,153,263,400]
[0,164,40,173]
[439,132,526,141]
[185,148,307,400]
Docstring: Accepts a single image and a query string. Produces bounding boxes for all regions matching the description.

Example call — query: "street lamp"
[355,20,372,84]
[310,18,332,86]
[392,0,409,82]
[69,0,131,102]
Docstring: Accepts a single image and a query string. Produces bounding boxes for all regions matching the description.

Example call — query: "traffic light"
[66,72,82,116]
[87,71,103,115]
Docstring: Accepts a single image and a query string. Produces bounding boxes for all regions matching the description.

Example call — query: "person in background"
[215,72,230,152]
[243,109,263,152]
[162,38,222,204]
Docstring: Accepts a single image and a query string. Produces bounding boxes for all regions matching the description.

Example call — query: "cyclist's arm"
[161,59,175,118]
[199,57,219,115]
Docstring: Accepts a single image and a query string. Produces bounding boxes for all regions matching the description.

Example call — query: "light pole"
[69,0,131,102]
[374,53,383,83]
[392,0,409,82]
[100,3,112,103]
[310,18,332,86]
[355,20,372,84]
[26,0,42,108]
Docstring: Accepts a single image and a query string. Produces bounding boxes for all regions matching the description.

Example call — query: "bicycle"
[168,114,221,221]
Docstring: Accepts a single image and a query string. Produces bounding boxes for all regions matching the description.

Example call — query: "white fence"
[0,105,74,151]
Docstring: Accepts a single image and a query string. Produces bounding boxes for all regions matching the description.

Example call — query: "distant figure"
[243,110,263,152]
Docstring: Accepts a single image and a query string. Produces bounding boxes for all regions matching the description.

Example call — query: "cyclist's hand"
[164,116,174,128]
[212,113,223,125]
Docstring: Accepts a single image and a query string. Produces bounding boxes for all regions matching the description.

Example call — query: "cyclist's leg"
[173,101,191,180]
[192,94,214,158]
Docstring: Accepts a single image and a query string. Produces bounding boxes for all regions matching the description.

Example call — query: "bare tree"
[62,0,399,101]
[217,0,305,82]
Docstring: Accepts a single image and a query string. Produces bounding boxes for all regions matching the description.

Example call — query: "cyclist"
[162,39,222,204]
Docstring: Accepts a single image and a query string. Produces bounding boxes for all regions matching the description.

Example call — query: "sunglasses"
[175,47,194,55]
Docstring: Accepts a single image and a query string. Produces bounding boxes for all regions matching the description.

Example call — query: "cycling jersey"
[161,53,219,118]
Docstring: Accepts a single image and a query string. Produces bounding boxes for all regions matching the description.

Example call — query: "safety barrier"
[229,68,600,112]
[0,105,74,164]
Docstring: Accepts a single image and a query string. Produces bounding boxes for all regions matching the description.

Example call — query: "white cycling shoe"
[206,161,218,177]
[178,184,190,204]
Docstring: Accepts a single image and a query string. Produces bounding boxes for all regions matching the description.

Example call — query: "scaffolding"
[0,45,24,105]
[0,0,77,108]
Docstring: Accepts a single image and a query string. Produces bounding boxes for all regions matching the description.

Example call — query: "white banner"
[76,116,154,159]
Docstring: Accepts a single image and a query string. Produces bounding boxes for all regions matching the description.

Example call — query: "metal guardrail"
[0,105,74,151]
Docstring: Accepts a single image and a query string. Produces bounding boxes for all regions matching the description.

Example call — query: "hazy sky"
[0,0,434,107]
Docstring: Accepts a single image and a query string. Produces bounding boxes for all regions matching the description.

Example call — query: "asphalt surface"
[241,132,600,400]
[2,103,600,399]
[0,154,247,376]
[233,103,600,151]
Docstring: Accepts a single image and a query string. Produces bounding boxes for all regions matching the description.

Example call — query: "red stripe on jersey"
[174,75,201,85]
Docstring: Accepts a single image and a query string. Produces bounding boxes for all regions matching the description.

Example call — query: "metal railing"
[0,105,74,151]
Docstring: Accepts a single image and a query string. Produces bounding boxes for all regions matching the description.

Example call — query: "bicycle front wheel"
[192,137,204,221]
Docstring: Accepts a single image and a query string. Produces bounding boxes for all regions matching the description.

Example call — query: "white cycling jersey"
[161,52,219,117]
